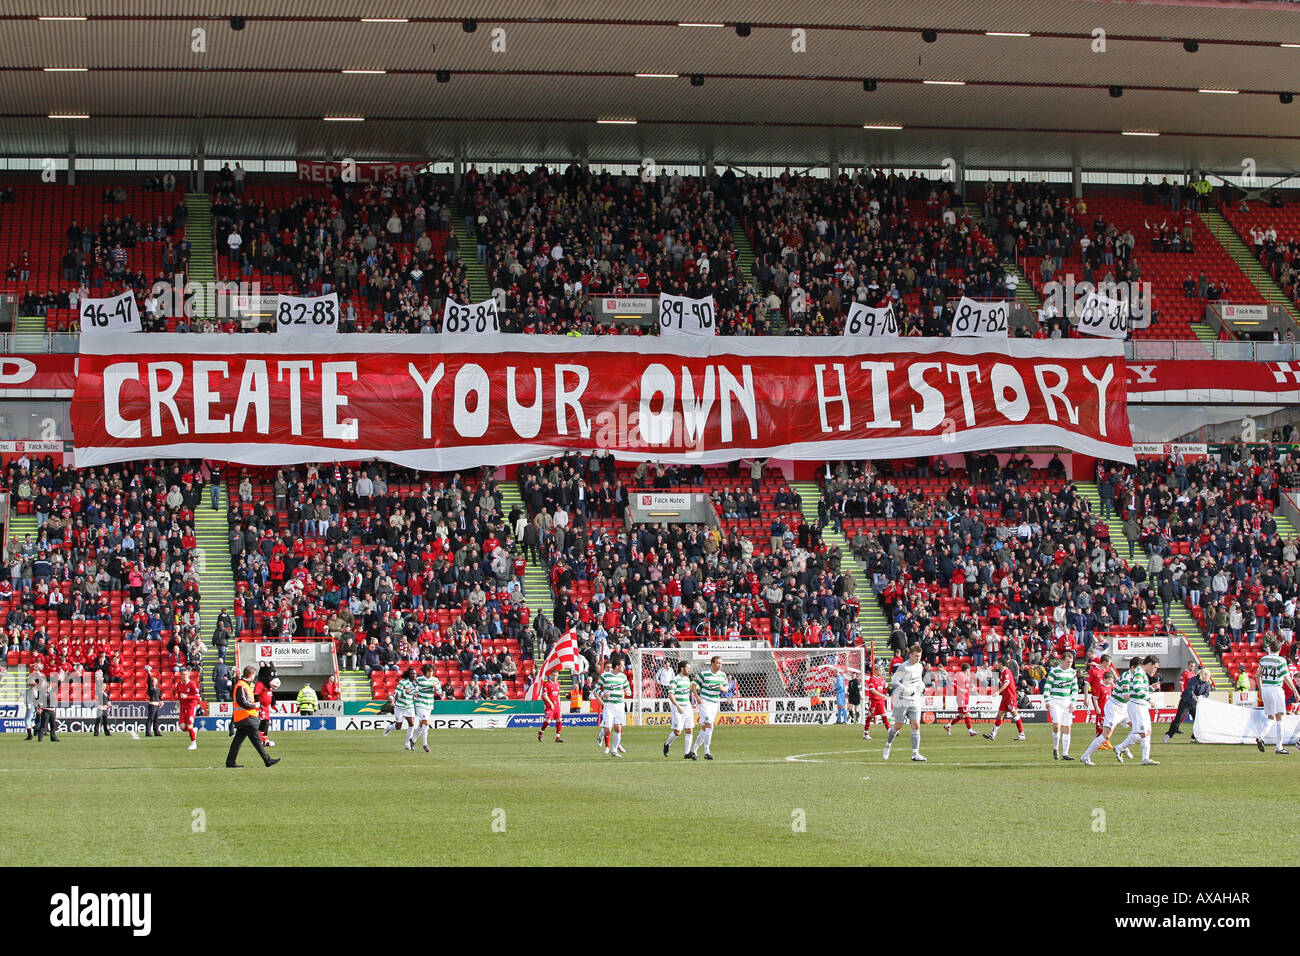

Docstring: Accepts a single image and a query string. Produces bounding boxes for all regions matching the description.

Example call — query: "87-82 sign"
[275,293,339,333]
[658,293,716,337]
[950,296,1009,338]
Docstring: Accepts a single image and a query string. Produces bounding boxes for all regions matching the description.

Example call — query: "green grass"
[1,725,1294,866]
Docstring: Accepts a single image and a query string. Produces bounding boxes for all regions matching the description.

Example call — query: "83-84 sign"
[658,293,716,336]
[275,293,339,333]
[79,291,141,335]
[442,298,500,334]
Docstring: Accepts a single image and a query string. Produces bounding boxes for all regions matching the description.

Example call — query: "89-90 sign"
[657,293,715,336]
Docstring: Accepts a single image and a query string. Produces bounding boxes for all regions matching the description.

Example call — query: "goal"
[628,643,868,727]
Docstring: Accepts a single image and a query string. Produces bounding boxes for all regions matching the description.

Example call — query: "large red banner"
[68,334,1132,468]
[0,354,77,395]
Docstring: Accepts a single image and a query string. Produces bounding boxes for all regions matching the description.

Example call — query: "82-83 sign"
[658,293,716,336]
[79,291,141,334]
[275,293,339,333]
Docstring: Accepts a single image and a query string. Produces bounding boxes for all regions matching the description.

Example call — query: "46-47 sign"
[79,291,141,335]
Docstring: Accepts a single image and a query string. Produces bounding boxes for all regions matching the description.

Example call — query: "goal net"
[628,643,867,727]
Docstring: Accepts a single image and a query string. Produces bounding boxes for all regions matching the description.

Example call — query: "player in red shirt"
[982,658,1026,741]
[537,671,564,743]
[862,661,892,740]
[254,673,277,748]
[944,663,978,736]
[1086,653,1114,738]
[178,668,204,751]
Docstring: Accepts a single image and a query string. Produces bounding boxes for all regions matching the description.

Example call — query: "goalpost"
[629,643,868,727]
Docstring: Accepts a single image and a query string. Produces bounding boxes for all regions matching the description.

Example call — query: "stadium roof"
[2,0,1299,175]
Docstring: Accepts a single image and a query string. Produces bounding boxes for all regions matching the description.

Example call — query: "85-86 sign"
[658,293,716,337]
[275,293,339,333]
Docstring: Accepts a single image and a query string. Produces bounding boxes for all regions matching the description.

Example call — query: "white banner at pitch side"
[69,333,1133,468]
[1192,697,1300,745]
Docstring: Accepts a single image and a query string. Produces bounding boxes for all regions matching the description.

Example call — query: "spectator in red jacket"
[320,675,340,701]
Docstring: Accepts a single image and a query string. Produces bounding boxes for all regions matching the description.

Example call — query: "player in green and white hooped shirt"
[414,663,440,753]
[1044,651,1078,760]
[1254,640,1298,754]
[1114,656,1161,765]
[689,656,728,759]
[598,657,631,757]
[1080,655,1132,765]
[391,668,419,750]
[663,660,697,758]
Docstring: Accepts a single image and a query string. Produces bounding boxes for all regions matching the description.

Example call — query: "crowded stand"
[2,165,1291,343]
[515,454,861,686]
[989,178,1266,340]
[1098,446,1300,686]
[464,163,762,335]
[211,165,475,334]
[2,456,208,701]
[222,462,533,701]
[740,168,1010,336]
[828,453,1174,699]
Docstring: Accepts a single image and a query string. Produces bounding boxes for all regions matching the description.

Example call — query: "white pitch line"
[785,749,874,763]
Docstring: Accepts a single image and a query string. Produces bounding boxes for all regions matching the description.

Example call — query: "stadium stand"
[0,179,188,333]
[1002,185,1266,341]
[222,463,533,701]
[1219,196,1300,311]
[3,457,208,701]
[515,454,861,671]
[828,453,1197,697]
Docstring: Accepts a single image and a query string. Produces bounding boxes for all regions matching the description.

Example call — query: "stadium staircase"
[964,201,1042,316]
[732,226,755,288]
[1199,208,1300,326]
[8,508,37,552]
[446,204,492,302]
[495,483,551,665]
[194,480,235,698]
[790,480,891,659]
[12,311,48,353]
[0,664,23,704]
[338,670,370,701]
[1076,480,1228,686]
[183,193,215,324]
[2,510,37,700]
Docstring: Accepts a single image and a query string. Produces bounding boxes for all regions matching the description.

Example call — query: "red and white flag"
[525,631,580,700]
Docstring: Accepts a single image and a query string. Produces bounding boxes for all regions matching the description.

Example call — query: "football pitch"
[2,725,1294,867]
